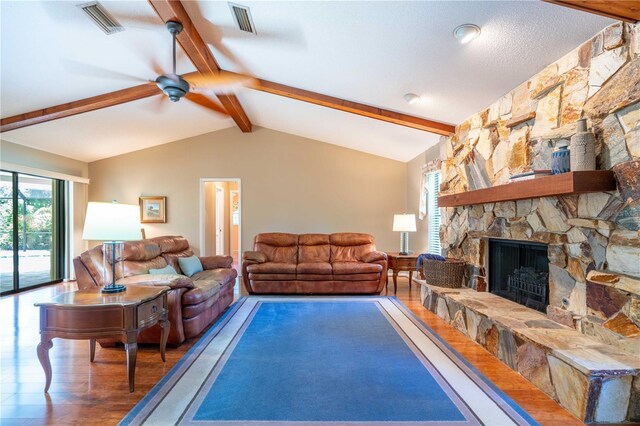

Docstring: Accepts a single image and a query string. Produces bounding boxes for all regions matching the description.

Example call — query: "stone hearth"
[417,280,640,423]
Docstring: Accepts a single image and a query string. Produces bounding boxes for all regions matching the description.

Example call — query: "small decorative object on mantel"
[140,196,167,223]
[570,118,596,171]
[551,141,571,174]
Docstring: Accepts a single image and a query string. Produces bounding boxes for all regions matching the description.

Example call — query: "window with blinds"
[427,171,441,255]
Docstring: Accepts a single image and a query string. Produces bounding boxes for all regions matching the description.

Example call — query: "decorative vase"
[551,141,571,174]
[570,118,596,171]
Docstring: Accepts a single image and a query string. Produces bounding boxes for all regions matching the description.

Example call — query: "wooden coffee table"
[386,252,420,293]
[34,285,170,393]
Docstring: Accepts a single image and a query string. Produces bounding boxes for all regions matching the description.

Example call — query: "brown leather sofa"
[242,233,387,294]
[73,236,236,346]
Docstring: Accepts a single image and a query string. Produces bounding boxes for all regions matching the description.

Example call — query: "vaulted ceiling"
[0,1,612,162]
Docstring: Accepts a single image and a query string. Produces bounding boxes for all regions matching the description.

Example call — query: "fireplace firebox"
[488,239,549,313]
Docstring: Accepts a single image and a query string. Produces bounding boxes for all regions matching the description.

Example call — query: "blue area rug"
[121,297,537,425]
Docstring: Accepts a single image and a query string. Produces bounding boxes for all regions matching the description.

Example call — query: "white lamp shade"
[82,202,141,241]
[393,214,416,232]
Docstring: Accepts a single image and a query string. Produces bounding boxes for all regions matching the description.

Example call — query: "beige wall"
[1,139,89,264]
[406,144,441,255]
[1,139,89,178]
[88,126,407,256]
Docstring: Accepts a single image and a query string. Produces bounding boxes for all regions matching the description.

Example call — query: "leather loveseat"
[73,236,236,346]
[242,233,387,294]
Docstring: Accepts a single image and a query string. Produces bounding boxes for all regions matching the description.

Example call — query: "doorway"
[200,179,241,270]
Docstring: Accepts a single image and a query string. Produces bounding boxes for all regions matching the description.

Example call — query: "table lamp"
[393,214,416,255]
[82,201,141,293]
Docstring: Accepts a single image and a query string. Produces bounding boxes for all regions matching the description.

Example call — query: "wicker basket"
[422,258,466,288]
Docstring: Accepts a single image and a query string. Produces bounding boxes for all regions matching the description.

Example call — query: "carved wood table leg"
[89,339,96,362]
[37,337,53,393]
[125,341,138,393]
[409,271,413,288]
[159,316,170,362]
[392,270,399,294]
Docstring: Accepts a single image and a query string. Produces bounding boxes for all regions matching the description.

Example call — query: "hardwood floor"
[0,277,581,425]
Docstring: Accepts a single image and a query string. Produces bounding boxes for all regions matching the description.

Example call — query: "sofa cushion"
[332,262,382,275]
[297,262,332,274]
[332,273,381,281]
[298,234,331,263]
[149,265,177,275]
[163,249,195,274]
[116,240,162,262]
[330,233,376,262]
[191,268,238,286]
[247,262,297,274]
[120,257,168,279]
[200,256,233,269]
[179,255,204,277]
[249,273,297,281]
[330,233,374,246]
[150,235,190,254]
[182,280,221,306]
[254,233,298,263]
[116,274,194,289]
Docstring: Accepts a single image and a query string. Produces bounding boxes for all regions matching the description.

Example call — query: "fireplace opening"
[488,239,549,313]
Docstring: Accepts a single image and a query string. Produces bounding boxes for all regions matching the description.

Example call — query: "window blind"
[427,171,441,255]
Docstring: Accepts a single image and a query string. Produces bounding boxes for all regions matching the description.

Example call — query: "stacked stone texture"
[434,22,640,423]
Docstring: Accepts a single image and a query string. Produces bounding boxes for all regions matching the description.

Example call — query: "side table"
[34,285,170,393]
[386,252,420,293]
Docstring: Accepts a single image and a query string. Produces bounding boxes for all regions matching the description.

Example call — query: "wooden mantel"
[438,171,616,207]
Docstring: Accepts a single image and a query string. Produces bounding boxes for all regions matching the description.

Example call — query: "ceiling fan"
[150,20,254,115]
[64,20,254,116]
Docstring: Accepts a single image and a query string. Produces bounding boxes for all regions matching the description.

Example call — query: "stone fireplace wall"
[438,22,640,355]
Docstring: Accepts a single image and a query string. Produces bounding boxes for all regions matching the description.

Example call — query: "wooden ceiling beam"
[542,0,640,23]
[1,83,161,133]
[241,75,455,136]
[148,0,252,132]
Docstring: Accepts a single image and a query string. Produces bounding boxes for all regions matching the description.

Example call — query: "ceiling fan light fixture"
[403,93,422,105]
[453,24,481,44]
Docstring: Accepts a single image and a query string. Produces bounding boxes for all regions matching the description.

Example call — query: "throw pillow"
[178,255,204,277]
[149,265,178,275]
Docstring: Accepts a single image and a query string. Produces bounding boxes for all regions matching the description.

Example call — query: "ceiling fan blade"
[61,59,152,84]
[150,94,170,113]
[185,71,256,92]
[149,57,165,77]
[184,92,229,116]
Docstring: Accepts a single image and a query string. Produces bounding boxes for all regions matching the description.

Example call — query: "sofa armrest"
[362,251,387,263]
[199,255,233,270]
[116,274,195,290]
[243,251,267,263]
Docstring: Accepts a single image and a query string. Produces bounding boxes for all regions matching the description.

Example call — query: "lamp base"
[399,231,410,256]
[102,284,126,294]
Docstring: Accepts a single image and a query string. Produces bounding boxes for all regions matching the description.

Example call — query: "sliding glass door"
[0,170,65,294]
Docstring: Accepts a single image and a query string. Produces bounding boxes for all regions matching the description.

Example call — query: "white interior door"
[215,186,225,255]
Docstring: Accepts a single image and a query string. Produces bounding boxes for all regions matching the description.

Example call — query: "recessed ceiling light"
[453,24,481,44]
[403,93,422,105]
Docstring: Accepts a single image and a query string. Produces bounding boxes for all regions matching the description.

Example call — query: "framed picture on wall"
[139,196,166,223]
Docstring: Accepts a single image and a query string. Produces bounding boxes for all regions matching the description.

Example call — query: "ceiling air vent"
[77,1,124,35]
[228,3,257,35]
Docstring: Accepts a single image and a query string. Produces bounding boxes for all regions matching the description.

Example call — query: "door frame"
[199,178,242,273]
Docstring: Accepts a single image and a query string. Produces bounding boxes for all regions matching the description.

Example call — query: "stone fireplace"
[488,239,549,313]
[417,21,640,423]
